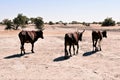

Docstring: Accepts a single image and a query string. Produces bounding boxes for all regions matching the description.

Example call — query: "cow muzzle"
[41,36,44,39]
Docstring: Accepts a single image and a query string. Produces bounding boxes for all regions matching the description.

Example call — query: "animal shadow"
[4,52,31,59]
[53,56,70,62]
[83,50,99,56]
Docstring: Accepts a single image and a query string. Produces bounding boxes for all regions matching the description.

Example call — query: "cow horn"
[82,29,85,33]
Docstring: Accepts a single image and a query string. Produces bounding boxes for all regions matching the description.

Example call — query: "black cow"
[18,30,44,55]
[64,30,85,57]
[92,30,107,51]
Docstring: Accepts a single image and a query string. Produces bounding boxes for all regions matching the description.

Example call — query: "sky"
[0,0,120,22]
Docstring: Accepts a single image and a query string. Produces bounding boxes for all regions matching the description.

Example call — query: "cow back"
[92,31,103,40]
[65,32,79,45]
[19,30,37,43]
[27,31,36,41]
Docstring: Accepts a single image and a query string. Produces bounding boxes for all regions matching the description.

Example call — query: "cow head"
[102,30,107,38]
[37,30,44,39]
[78,29,85,41]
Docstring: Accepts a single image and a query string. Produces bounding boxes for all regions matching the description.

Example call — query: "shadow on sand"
[53,56,70,62]
[83,50,99,56]
[4,52,32,59]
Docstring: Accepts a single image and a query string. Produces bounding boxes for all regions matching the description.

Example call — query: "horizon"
[0,0,120,22]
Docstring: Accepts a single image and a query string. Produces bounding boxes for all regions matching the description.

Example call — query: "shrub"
[13,13,29,29]
[82,22,90,26]
[49,21,54,25]
[102,18,115,26]
[34,17,44,29]
[4,19,13,30]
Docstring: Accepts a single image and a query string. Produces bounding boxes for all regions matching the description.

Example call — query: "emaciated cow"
[92,30,107,51]
[18,30,44,55]
[64,30,85,57]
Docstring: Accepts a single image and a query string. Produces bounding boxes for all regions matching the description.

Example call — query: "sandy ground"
[0,24,120,80]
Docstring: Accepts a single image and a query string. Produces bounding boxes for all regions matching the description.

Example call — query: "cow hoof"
[32,51,34,53]
[70,55,72,57]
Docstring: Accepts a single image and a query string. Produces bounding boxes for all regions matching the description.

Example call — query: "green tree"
[102,18,115,26]
[71,21,79,24]
[13,14,29,29]
[3,19,13,30]
[49,21,54,25]
[34,17,44,29]
[30,17,35,24]
[82,22,90,26]
[117,22,120,26]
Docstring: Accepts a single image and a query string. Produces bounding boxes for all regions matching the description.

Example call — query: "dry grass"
[0,24,120,80]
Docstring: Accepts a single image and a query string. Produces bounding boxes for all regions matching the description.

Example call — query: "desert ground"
[0,24,120,80]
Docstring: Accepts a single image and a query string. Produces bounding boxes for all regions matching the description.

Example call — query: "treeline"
[47,18,120,26]
[0,14,120,30]
[0,14,44,30]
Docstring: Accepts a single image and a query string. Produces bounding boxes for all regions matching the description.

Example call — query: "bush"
[102,18,115,26]
[117,22,120,26]
[82,22,90,26]
[49,21,54,25]
[3,19,13,30]
[34,17,44,29]
[13,14,29,29]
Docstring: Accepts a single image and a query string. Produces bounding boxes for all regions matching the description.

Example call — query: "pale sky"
[0,0,120,22]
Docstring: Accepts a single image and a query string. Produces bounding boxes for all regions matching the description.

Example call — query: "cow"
[64,30,85,57]
[18,30,44,55]
[92,30,107,51]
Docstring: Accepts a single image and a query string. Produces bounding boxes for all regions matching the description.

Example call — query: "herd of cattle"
[18,29,107,58]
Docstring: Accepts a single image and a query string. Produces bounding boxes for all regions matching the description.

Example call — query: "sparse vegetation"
[1,13,44,30]
[82,22,90,26]
[71,21,80,24]
[117,22,120,26]
[3,19,13,30]
[1,13,119,30]
[102,18,115,26]
[34,17,44,29]
[49,21,54,25]
[13,14,29,29]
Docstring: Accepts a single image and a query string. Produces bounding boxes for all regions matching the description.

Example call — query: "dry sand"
[0,24,120,80]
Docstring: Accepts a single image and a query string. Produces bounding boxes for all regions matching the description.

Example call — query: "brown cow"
[18,30,44,55]
[64,30,85,57]
[92,30,107,51]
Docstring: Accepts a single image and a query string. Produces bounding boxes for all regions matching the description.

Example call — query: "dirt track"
[0,25,120,80]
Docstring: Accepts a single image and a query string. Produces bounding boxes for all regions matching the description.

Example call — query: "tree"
[117,22,120,26]
[34,17,44,29]
[71,21,79,24]
[30,17,35,24]
[82,22,90,26]
[3,19,13,30]
[49,21,54,25]
[13,14,29,29]
[102,18,115,26]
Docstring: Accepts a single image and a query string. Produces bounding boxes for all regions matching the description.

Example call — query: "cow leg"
[76,44,79,54]
[69,45,72,56]
[92,39,96,51]
[31,43,34,53]
[98,40,102,51]
[73,45,75,55]
[92,39,97,51]
[20,43,25,55]
[95,39,98,51]
[64,44,68,57]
